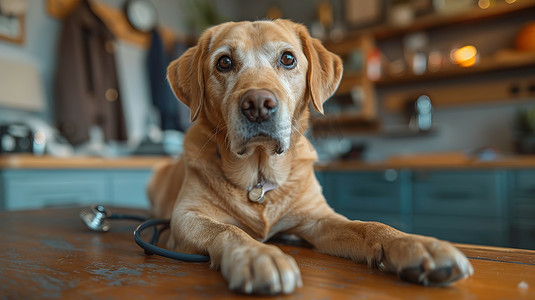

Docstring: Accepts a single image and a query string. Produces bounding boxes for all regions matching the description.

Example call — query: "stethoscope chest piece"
[80,205,210,262]
[80,205,112,232]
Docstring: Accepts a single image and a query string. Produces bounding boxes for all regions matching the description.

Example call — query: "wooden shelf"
[311,114,438,138]
[325,34,366,56]
[375,50,535,86]
[327,0,535,45]
[375,0,535,39]
[379,128,438,138]
[320,0,535,130]
[311,113,380,137]
[336,72,363,94]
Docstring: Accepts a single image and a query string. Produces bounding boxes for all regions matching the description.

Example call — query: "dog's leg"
[293,210,473,286]
[170,210,302,295]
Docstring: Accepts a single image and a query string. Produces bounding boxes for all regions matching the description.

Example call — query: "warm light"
[505,0,517,3]
[460,56,477,67]
[451,45,478,67]
[478,0,491,9]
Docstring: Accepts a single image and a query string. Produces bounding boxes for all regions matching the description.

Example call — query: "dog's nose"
[240,89,278,123]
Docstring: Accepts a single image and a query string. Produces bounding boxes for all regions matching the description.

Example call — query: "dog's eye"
[280,52,296,69]
[216,55,233,72]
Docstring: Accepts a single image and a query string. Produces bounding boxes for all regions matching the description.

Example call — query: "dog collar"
[248,181,277,204]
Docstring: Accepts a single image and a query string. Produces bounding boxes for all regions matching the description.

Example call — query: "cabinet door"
[510,169,535,249]
[317,171,335,206]
[110,170,152,208]
[510,219,535,250]
[511,169,535,219]
[413,215,507,246]
[514,169,535,198]
[413,170,504,217]
[328,170,402,213]
[2,170,109,210]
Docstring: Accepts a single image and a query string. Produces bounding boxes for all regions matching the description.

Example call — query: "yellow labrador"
[148,19,473,295]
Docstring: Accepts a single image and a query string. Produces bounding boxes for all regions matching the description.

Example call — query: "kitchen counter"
[316,153,535,171]
[0,154,171,169]
[0,155,167,210]
[1,207,534,299]
[2,153,535,171]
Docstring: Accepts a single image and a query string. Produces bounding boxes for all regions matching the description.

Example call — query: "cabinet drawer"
[514,170,535,197]
[329,171,401,213]
[511,197,535,219]
[3,170,108,210]
[510,219,535,250]
[110,170,152,208]
[413,171,501,217]
[413,215,507,246]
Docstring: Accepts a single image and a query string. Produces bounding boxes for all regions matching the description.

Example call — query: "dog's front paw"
[377,235,474,286]
[221,244,302,295]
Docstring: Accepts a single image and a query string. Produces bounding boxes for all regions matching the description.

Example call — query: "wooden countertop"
[316,153,535,171]
[2,153,535,171]
[0,154,171,169]
[1,207,534,299]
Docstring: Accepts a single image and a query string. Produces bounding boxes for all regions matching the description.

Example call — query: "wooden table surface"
[1,207,534,299]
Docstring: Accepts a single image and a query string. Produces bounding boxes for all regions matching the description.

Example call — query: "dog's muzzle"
[236,89,288,155]
[240,89,279,123]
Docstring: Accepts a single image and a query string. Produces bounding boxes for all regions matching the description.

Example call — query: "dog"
[147,19,473,295]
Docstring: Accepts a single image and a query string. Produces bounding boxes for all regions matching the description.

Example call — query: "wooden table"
[1,208,534,299]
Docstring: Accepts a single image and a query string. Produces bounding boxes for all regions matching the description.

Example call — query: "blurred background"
[0,0,534,249]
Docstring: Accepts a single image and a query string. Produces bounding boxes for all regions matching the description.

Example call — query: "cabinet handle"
[414,171,429,180]
[384,169,398,182]
[432,192,472,201]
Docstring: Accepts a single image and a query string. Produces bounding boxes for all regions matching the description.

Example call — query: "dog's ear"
[301,30,343,114]
[167,29,212,122]
[278,20,343,114]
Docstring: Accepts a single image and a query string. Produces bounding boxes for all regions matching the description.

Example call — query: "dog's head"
[167,20,342,157]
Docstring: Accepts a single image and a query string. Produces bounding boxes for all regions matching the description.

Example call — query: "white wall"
[360,101,534,161]
[0,0,61,122]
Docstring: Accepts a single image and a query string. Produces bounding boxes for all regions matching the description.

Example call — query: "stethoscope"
[80,205,210,263]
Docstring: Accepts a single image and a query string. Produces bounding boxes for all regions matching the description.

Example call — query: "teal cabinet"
[314,171,325,189]
[514,170,535,198]
[412,171,506,217]
[413,215,507,246]
[411,170,508,246]
[509,169,535,249]
[110,170,153,208]
[510,219,535,250]
[322,170,411,232]
[319,168,534,249]
[0,169,153,211]
[330,171,402,212]
[3,165,534,249]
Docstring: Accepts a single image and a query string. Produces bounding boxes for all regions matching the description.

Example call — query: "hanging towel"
[54,0,127,145]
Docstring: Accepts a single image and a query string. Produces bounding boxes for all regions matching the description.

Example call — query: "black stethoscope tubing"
[133,218,210,262]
